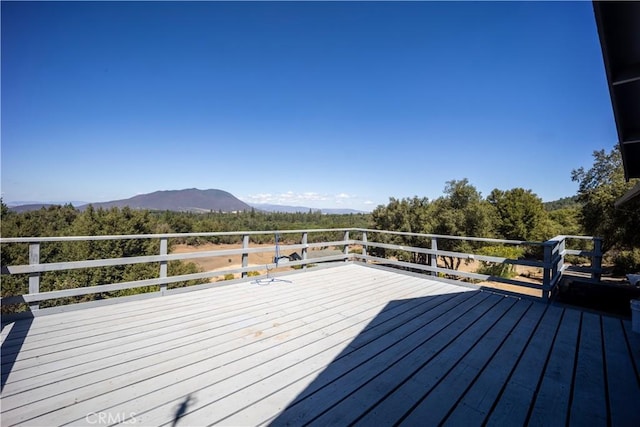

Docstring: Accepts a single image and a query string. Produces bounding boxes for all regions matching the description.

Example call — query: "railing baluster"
[542,242,552,302]
[159,237,167,296]
[343,230,349,260]
[29,242,40,311]
[431,237,438,277]
[242,234,249,278]
[302,232,308,270]
[362,231,367,263]
[592,237,602,281]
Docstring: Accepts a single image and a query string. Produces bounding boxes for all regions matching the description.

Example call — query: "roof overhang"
[614,181,640,208]
[593,1,640,183]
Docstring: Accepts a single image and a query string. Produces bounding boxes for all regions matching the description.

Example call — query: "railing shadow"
[172,393,196,427]
[268,289,493,426]
[1,313,34,391]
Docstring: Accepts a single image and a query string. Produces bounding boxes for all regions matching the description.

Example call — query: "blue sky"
[1,1,616,211]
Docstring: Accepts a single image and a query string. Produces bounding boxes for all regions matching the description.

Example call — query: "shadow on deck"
[269,290,640,426]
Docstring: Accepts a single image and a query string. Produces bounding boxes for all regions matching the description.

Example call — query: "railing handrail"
[353,228,546,246]
[0,228,355,243]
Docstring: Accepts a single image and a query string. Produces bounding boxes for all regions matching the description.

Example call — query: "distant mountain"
[8,202,87,213]
[249,203,321,213]
[543,196,581,211]
[80,188,252,212]
[7,191,367,214]
[249,203,366,215]
[7,200,86,207]
[9,203,57,213]
[321,208,367,215]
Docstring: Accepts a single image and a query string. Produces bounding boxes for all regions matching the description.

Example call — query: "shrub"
[247,271,260,277]
[223,273,235,281]
[476,245,525,279]
[611,249,640,275]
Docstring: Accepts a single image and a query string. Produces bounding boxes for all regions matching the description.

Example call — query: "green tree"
[370,196,432,263]
[571,146,640,251]
[430,179,495,270]
[487,188,547,241]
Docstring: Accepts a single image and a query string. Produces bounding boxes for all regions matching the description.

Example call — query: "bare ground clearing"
[172,243,544,295]
[171,243,282,273]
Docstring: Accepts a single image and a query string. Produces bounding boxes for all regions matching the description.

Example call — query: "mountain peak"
[80,188,251,212]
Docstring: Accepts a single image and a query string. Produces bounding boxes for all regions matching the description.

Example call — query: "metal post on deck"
[361,231,368,264]
[302,232,308,270]
[431,237,438,277]
[28,242,40,311]
[242,234,249,278]
[159,237,168,296]
[592,237,603,281]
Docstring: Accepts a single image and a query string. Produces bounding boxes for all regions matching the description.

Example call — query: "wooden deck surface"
[1,263,639,426]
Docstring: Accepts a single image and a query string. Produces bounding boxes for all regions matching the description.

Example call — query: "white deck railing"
[0,229,602,318]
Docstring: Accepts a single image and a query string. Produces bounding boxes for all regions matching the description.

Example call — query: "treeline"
[369,179,582,270]
[369,146,640,274]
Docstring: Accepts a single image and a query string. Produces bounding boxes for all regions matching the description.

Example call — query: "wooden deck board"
[331,295,514,427]
[602,316,640,426]
[569,312,607,426]
[442,301,547,425]
[483,304,564,426]
[398,297,533,425]
[1,263,639,427]
[527,307,581,426]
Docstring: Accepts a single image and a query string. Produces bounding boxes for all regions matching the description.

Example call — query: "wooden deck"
[1,263,639,426]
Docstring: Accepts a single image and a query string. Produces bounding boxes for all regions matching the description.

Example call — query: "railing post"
[362,231,368,264]
[542,242,552,302]
[558,237,566,276]
[592,237,603,281]
[302,232,308,270]
[29,242,40,311]
[242,234,249,278]
[159,237,168,296]
[343,230,349,260]
[431,237,438,277]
